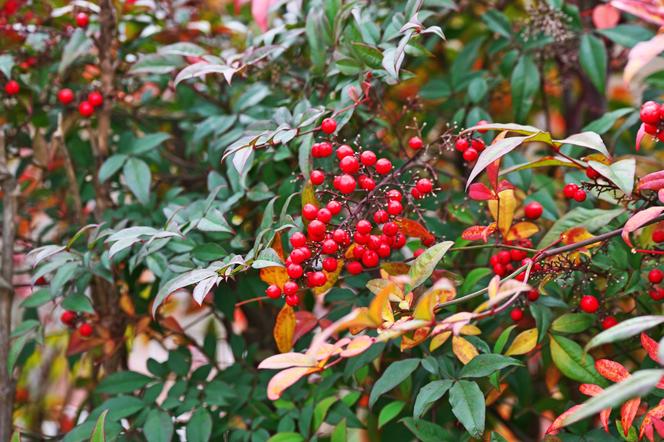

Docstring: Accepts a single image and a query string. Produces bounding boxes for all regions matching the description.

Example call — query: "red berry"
[353,245,366,259]
[524,201,543,220]
[332,229,348,244]
[649,268,664,284]
[415,178,433,194]
[60,310,76,326]
[290,249,306,264]
[367,235,382,251]
[653,230,664,243]
[476,120,489,133]
[361,250,379,267]
[309,271,327,287]
[510,249,526,261]
[586,167,600,180]
[307,220,326,239]
[649,287,664,301]
[360,150,377,166]
[640,101,660,125]
[580,295,600,313]
[645,124,659,135]
[411,188,422,199]
[317,208,332,223]
[515,272,526,282]
[323,257,338,272]
[285,294,300,306]
[393,233,406,248]
[375,158,392,175]
[340,156,359,174]
[302,203,318,220]
[359,176,376,191]
[58,88,74,105]
[337,174,356,194]
[356,220,372,234]
[78,323,93,337]
[573,189,587,202]
[373,210,389,224]
[386,189,402,201]
[283,281,299,295]
[4,80,19,95]
[327,200,342,215]
[266,285,281,299]
[88,91,103,107]
[489,255,499,266]
[493,263,506,276]
[471,138,485,151]
[602,316,618,330]
[463,147,478,162]
[413,248,424,257]
[311,143,321,158]
[321,118,337,134]
[322,239,338,254]
[526,290,539,302]
[408,136,423,150]
[387,200,403,215]
[455,138,469,152]
[497,250,511,265]
[422,236,435,247]
[78,101,94,117]
[317,142,332,157]
[377,243,391,258]
[354,232,369,245]
[336,144,354,160]
[563,183,578,199]
[290,232,307,248]
[346,261,363,275]
[510,308,523,322]
[287,263,304,279]
[310,170,325,185]
[382,222,398,237]
[75,12,89,28]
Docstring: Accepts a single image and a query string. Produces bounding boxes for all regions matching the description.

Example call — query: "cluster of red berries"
[264,119,435,306]
[56,88,103,117]
[510,289,540,322]
[639,101,664,139]
[576,294,618,329]
[454,120,490,162]
[562,183,587,202]
[60,310,93,337]
[489,243,538,278]
[648,268,664,301]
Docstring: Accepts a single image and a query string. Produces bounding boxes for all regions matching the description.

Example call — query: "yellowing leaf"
[429,331,451,352]
[370,282,396,324]
[452,336,479,364]
[506,222,539,241]
[413,291,437,321]
[260,266,289,289]
[380,262,411,276]
[505,328,538,356]
[267,366,320,400]
[313,259,344,295]
[460,325,481,336]
[488,189,516,236]
[401,327,430,351]
[340,335,374,358]
[273,305,296,353]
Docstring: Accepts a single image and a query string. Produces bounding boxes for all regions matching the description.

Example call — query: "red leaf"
[394,218,434,242]
[252,0,275,32]
[468,183,495,201]
[546,404,583,435]
[593,4,621,29]
[638,170,664,191]
[461,224,496,242]
[610,0,664,27]
[622,207,664,248]
[621,398,640,435]
[579,383,604,396]
[595,359,630,382]
[635,122,647,151]
[640,404,664,441]
[641,332,660,363]
[293,311,318,344]
[600,408,611,433]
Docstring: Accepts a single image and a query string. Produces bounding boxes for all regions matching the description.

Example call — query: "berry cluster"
[577,294,618,330]
[562,183,587,202]
[639,101,664,139]
[489,243,538,278]
[648,268,664,301]
[510,288,540,322]
[60,310,93,337]
[56,88,103,117]
[264,119,435,306]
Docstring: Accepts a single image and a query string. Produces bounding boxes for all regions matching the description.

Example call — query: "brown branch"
[52,117,84,225]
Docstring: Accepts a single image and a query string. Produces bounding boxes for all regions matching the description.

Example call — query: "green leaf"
[129,54,183,75]
[369,358,420,407]
[588,159,636,196]
[123,157,151,205]
[0,54,14,78]
[158,42,206,57]
[331,418,347,442]
[481,10,511,38]
[90,410,109,442]
[20,288,55,308]
[378,401,405,428]
[563,369,664,428]
[401,418,452,442]
[529,304,552,343]
[449,381,485,439]
[537,208,624,248]
[493,325,516,354]
[305,7,328,73]
[466,135,532,190]
[7,334,28,373]
[313,396,337,430]
[59,28,92,74]
[468,77,488,104]
[459,354,523,378]
[460,267,492,294]
[413,380,453,418]
[579,34,607,94]
[551,313,595,334]
[511,55,540,122]
[96,371,153,394]
[186,408,213,442]
[62,293,95,314]
[98,154,128,183]
[267,433,305,442]
[127,133,171,155]
[408,242,454,290]
[351,42,383,69]
[597,25,654,49]
[554,131,610,157]
[143,409,174,442]
[550,334,606,385]
[11,320,39,338]
[582,108,635,134]
[586,315,664,351]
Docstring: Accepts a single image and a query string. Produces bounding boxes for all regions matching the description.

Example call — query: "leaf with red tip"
[468,183,494,201]
[620,397,640,435]
[638,170,664,191]
[258,352,316,369]
[642,333,661,363]
[461,224,496,242]
[340,335,374,358]
[546,405,583,435]
[595,359,630,382]
[579,383,604,396]
[266,366,320,400]
[395,218,435,242]
[622,207,664,248]
[640,404,664,441]
[293,311,318,344]
[635,122,647,151]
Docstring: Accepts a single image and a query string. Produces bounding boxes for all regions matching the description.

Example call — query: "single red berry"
[346,261,363,275]
[524,201,543,220]
[353,245,366,259]
[359,176,376,191]
[649,287,664,301]
[416,178,433,194]
[302,203,318,220]
[573,189,587,202]
[318,142,333,157]
[310,170,325,185]
[476,119,489,133]
[489,255,499,266]
[322,257,338,272]
[386,189,402,201]
[515,272,526,282]
[393,232,406,248]
[422,236,435,247]
[75,12,89,28]
[360,150,377,166]
[601,316,618,330]
[367,235,382,251]
[266,285,281,299]
[563,183,578,199]
[510,308,523,322]
[649,268,664,284]
[78,323,93,337]
[88,91,103,107]
[377,243,391,258]
[455,138,469,152]
[493,263,506,276]
[332,229,348,244]
[586,167,600,180]
[411,188,422,199]
[354,232,369,245]
[655,131,664,143]
[471,138,485,151]
[361,250,379,267]
[380,234,394,246]
[645,123,659,135]
[336,144,354,160]
[640,101,660,125]
[375,158,392,175]
[309,271,327,287]
[327,200,342,215]
[290,249,306,264]
[339,156,360,174]
[337,174,356,194]
[526,290,539,302]
[382,222,398,237]
[287,264,304,279]
[510,249,526,261]
[580,295,600,313]
[60,310,76,326]
[497,250,511,265]
[311,143,321,158]
[387,200,403,215]
[317,208,332,223]
[408,136,423,150]
[322,239,338,254]
[290,232,307,248]
[373,210,389,224]
[413,248,425,257]
[285,294,300,306]
[653,230,664,243]
[463,147,478,162]
[307,220,326,239]
[356,220,372,235]
[4,80,19,95]
[321,118,337,134]
[58,88,74,105]
[283,281,299,295]
[78,101,94,117]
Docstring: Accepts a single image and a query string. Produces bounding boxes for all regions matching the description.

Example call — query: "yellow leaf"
[488,189,516,236]
[429,331,451,352]
[313,259,344,295]
[301,182,319,227]
[401,327,430,351]
[413,291,436,321]
[260,266,289,289]
[506,222,539,241]
[273,305,296,353]
[460,325,481,336]
[370,282,396,324]
[452,336,479,364]
[380,262,411,276]
[504,328,538,356]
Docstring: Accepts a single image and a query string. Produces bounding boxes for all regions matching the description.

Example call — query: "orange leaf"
[452,336,478,364]
[260,266,289,289]
[273,304,296,353]
[461,224,496,242]
[394,218,434,242]
[640,404,664,441]
[621,398,641,435]
[488,189,516,236]
[595,359,630,382]
[267,366,320,400]
[340,335,374,358]
[506,222,539,241]
[641,333,660,363]
[401,327,430,351]
[272,232,286,262]
[546,405,583,435]
[313,259,344,295]
[429,331,451,352]
[413,290,437,322]
[579,383,604,396]
[369,282,396,324]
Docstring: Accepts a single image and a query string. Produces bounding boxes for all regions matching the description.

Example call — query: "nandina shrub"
[2,0,664,441]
